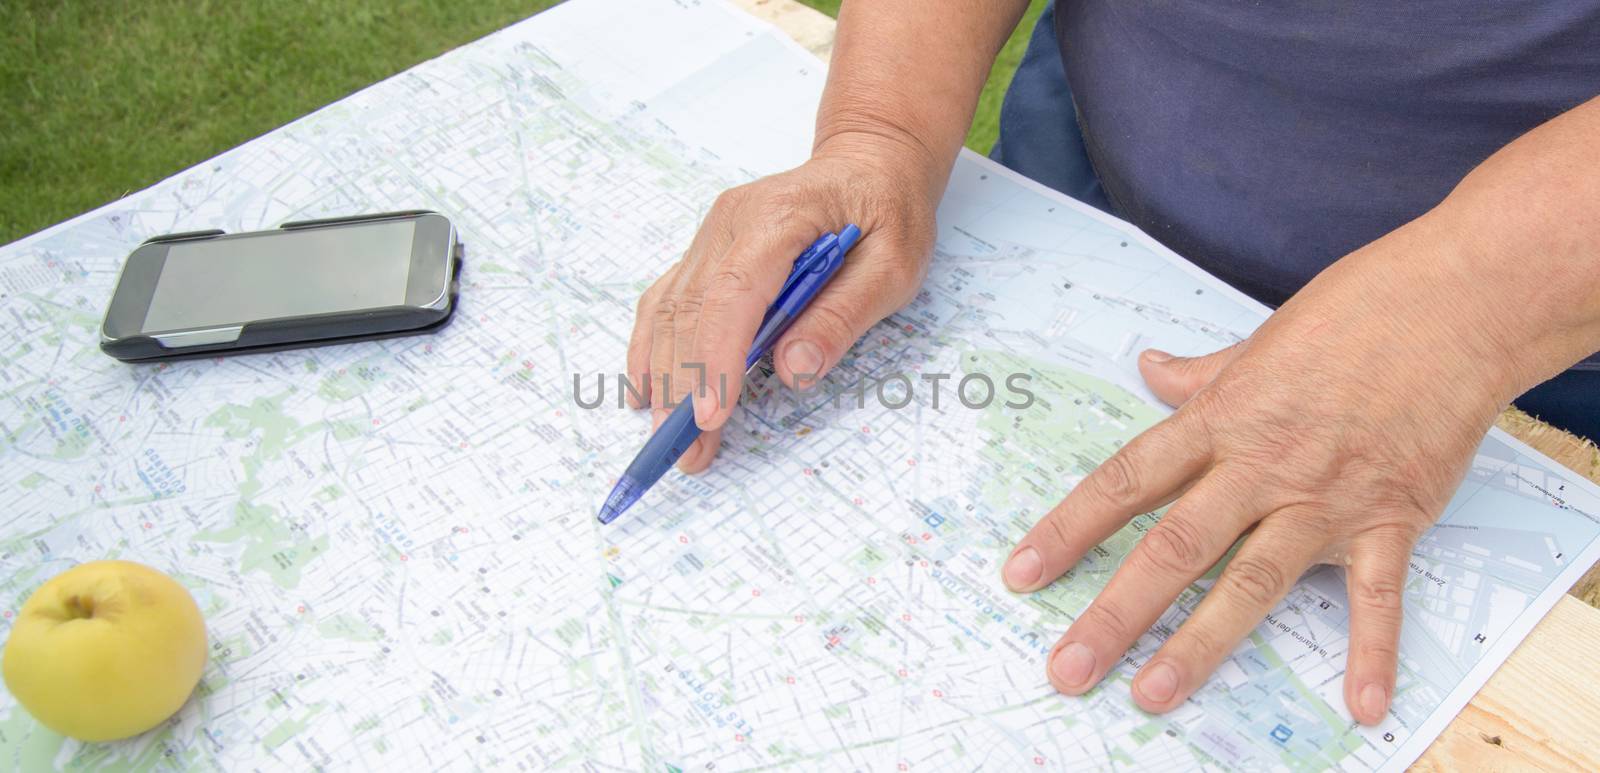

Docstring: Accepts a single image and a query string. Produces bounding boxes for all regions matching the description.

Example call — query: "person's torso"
[1056,1,1600,311]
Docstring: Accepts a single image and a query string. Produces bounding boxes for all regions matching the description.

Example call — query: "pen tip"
[597,478,642,525]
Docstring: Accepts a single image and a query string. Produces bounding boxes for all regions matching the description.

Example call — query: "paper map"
[3,0,1599,769]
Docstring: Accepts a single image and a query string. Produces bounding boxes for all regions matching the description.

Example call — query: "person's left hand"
[999,212,1532,725]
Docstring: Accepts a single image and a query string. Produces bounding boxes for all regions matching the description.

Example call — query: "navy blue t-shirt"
[1054,1,1600,310]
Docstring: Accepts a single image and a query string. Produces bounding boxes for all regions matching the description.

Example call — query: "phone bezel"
[102,212,455,345]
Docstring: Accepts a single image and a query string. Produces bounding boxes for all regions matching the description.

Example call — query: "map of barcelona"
[3,0,1600,770]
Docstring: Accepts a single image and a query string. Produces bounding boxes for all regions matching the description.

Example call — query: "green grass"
[0,0,1045,245]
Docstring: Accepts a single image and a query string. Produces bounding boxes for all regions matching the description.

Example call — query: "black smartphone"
[100,211,461,362]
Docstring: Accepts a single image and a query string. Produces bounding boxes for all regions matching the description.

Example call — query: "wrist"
[812,118,953,205]
[1317,212,1585,427]
[1281,219,1525,428]
[1416,96,1600,392]
[1413,200,1600,401]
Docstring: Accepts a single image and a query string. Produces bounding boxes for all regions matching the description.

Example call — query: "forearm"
[1250,96,1600,434]
[812,0,1030,199]
[1420,95,1600,401]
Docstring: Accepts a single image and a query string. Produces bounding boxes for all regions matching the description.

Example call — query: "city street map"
[3,0,1599,770]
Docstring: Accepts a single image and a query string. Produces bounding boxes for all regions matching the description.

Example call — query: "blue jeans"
[991,2,1599,441]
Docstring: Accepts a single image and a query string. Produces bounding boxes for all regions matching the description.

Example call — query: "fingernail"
[1050,642,1096,691]
[1002,547,1043,591]
[1137,662,1179,704]
[691,389,714,429]
[783,339,824,380]
[1359,683,1389,722]
[1143,349,1173,364]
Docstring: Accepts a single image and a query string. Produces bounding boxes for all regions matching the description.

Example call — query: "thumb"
[772,239,921,390]
[1139,342,1245,407]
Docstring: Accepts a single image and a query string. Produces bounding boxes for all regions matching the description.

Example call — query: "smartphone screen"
[101,212,457,361]
[140,220,417,333]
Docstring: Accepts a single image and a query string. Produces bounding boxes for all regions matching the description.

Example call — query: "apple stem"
[65,594,96,620]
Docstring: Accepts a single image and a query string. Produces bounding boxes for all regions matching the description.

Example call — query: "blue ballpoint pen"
[598,224,863,524]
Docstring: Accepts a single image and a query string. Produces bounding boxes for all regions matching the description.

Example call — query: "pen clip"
[772,233,837,308]
[745,226,860,371]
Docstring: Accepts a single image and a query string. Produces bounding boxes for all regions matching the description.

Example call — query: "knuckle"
[1228,419,1309,469]
[1129,421,1191,469]
[711,187,746,213]
[651,301,677,330]
[1040,511,1077,554]
[1351,574,1404,612]
[1077,600,1134,643]
[1173,622,1230,662]
[1088,452,1145,507]
[1367,517,1428,546]
[756,185,805,223]
[1386,497,1437,534]
[1221,556,1289,608]
[661,293,702,326]
[1137,517,1210,576]
[799,302,858,350]
[1355,637,1399,666]
[1266,505,1325,533]
[706,263,757,298]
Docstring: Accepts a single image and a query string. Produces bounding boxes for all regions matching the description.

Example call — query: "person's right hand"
[624,133,940,473]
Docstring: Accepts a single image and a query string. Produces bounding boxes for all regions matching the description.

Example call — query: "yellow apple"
[2,560,207,742]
